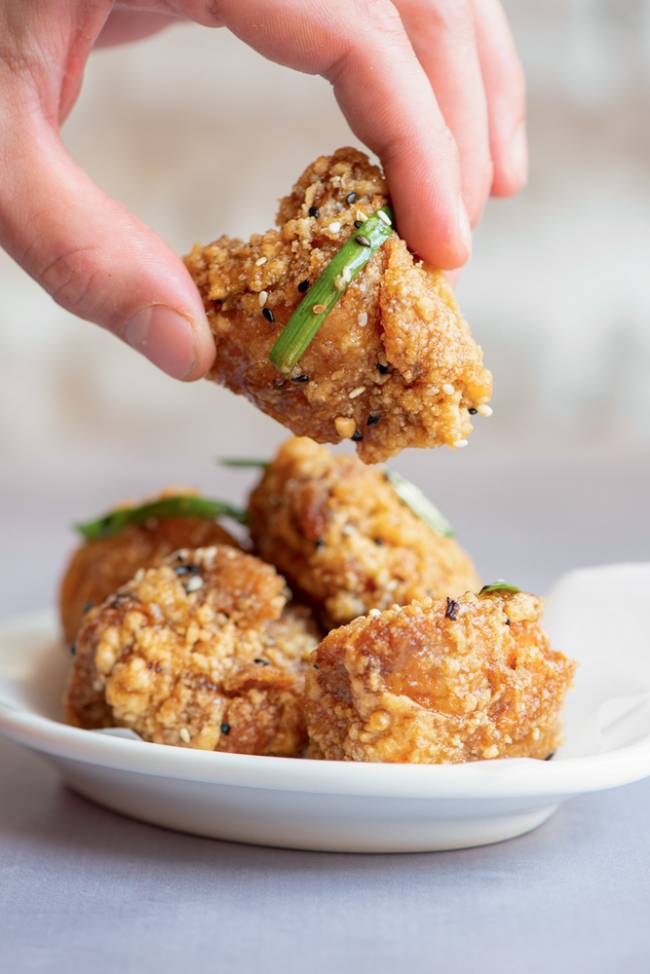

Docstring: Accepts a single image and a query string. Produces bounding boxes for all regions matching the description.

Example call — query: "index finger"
[191,0,471,268]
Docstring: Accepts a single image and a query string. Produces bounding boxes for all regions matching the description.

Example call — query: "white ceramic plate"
[1,563,650,853]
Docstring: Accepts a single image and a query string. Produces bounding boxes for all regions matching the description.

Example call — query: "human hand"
[0,1,526,380]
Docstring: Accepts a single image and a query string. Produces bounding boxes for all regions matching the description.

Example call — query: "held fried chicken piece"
[185,147,492,463]
[59,493,240,645]
[66,545,320,757]
[305,590,575,763]
[248,437,480,628]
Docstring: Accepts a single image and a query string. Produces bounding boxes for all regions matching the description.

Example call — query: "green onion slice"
[219,458,269,469]
[269,206,394,374]
[75,495,248,541]
[479,581,521,595]
[385,470,454,537]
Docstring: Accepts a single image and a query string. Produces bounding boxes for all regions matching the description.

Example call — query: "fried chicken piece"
[305,591,575,763]
[185,147,492,463]
[248,437,480,628]
[66,545,320,757]
[59,493,240,645]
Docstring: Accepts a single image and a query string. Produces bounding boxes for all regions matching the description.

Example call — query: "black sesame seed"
[353,220,363,229]
[175,563,201,576]
[313,663,320,670]
[291,373,310,383]
[346,192,357,204]
[376,363,391,375]
[69,643,76,657]
[297,279,309,293]
[468,407,478,415]
[315,538,325,549]
[262,307,275,323]
[544,752,555,761]
[308,206,319,218]
[273,378,286,390]
[367,413,381,426]
[253,658,270,667]
[351,430,363,442]
[82,600,94,615]
[220,721,231,735]
[355,234,371,247]
[445,597,460,621]
[505,618,511,626]
[373,538,384,546]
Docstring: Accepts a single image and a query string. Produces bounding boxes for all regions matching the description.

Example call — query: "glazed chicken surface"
[185,147,492,463]
[59,493,239,644]
[248,437,480,628]
[304,590,575,763]
[66,545,320,757]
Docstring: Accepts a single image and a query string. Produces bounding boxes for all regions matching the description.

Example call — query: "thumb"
[0,112,214,380]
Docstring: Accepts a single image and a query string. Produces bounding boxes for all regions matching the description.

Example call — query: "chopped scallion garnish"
[75,495,248,541]
[269,206,394,374]
[219,458,269,469]
[479,582,521,595]
[384,470,454,537]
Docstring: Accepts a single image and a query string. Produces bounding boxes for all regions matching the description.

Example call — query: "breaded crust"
[66,545,319,757]
[248,437,480,627]
[304,591,575,763]
[185,148,492,463]
[60,503,239,644]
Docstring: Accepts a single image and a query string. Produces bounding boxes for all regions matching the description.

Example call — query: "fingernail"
[123,305,196,379]
[509,121,528,187]
[457,196,472,257]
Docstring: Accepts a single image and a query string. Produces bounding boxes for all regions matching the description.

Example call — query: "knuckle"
[427,0,474,40]
[39,245,102,314]
[360,0,405,42]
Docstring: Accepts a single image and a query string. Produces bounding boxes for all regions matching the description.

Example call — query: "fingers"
[394,0,492,227]
[327,2,472,268]
[0,110,215,380]
[201,0,470,268]
[471,0,527,196]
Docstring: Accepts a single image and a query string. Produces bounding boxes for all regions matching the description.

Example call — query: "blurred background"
[1,0,649,615]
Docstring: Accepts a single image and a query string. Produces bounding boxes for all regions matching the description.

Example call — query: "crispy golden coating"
[305,591,575,763]
[185,147,492,463]
[66,545,320,757]
[248,437,480,627]
[59,498,240,645]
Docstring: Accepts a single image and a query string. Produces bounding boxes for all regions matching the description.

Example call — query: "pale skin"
[0,1,526,380]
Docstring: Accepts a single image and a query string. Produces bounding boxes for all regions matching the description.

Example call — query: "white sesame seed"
[342,266,352,283]
[312,303,326,314]
[328,221,341,233]
[184,575,204,593]
[334,275,346,291]
[357,311,368,327]
[453,439,469,449]
[255,256,267,266]
[180,727,191,744]
[355,210,366,223]
[477,404,493,417]
[369,608,381,618]
[258,290,268,307]
[442,383,455,395]
[377,210,392,226]
[349,385,366,399]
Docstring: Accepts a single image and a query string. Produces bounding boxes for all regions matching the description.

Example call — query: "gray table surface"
[2,734,649,973]
[2,440,650,973]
